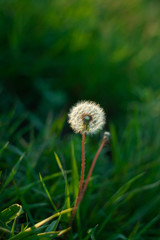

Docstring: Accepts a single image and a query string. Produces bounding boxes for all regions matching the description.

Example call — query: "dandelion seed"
[68,100,106,135]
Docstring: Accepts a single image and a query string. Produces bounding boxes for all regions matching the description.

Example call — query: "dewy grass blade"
[54,152,71,216]
[39,173,58,213]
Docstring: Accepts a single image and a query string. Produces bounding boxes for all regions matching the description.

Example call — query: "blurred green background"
[1,0,160,124]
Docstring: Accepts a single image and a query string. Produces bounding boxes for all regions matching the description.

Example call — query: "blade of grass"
[9,211,72,240]
[123,179,160,201]
[11,218,16,237]
[128,222,140,240]
[25,208,72,231]
[0,226,11,234]
[134,215,160,240]
[54,152,70,217]
[0,204,22,224]
[71,141,79,199]
[7,144,24,156]
[17,227,71,240]
[39,173,58,212]
[71,141,81,237]
[19,170,70,194]
[20,196,34,224]
[0,141,9,155]
[45,220,57,232]
[83,225,98,240]
[105,172,145,207]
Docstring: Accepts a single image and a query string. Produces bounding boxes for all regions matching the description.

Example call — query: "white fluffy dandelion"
[68,100,106,135]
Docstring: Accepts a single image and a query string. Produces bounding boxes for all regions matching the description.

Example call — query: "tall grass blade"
[39,173,58,212]
[71,141,79,199]
[54,152,71,216]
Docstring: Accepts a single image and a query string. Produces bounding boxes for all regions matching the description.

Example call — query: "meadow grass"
[1,0,160,238]
[0,93,160,240]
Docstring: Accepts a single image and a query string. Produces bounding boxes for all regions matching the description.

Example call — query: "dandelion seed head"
[68,100,106,135]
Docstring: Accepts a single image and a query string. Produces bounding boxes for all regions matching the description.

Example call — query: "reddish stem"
[79,136,106,204]
[70,133,85,224]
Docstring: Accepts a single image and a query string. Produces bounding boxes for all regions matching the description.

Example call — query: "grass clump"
[1,92,160,239]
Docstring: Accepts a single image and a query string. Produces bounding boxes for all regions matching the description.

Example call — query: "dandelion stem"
[70,133,85,224]
[79,136,106,204]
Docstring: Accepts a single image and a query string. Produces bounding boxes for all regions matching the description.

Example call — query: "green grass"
[1,0,160,238]
[1,91,160,239]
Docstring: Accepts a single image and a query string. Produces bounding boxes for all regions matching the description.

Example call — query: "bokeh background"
[1,0,160,125]
[1,0,160,239]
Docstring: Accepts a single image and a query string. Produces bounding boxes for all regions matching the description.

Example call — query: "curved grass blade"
[0,204,22,224]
